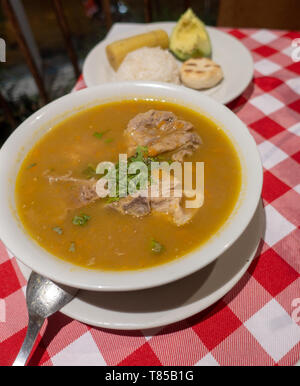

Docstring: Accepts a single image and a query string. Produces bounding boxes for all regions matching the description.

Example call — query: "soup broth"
[16,100,241,271]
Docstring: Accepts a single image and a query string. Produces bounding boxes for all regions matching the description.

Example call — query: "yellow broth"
[15,100,242,271]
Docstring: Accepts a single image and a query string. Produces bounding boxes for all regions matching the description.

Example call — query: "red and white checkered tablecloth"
[0,27,300,367]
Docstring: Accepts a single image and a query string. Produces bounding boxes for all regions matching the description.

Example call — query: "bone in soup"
[15,100,241,271]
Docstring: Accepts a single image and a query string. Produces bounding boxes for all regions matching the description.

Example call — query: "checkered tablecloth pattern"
[1,27,300,367]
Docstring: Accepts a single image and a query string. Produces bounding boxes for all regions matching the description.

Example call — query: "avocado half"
[170,8,212,61]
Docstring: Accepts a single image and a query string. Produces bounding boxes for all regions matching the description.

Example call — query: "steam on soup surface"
[16,100,241,271]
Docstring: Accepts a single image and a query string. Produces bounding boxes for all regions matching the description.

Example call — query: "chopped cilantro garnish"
[72,214,91,226]
[135,146,148,162]
[69,242,76,253]
[105,138,114,144]
[151,239,164,254]
[105,146,170,204]
[52,226,63,235]
[27,163,37,169]
[94,132,104,139]
[82,164,97,179]
[93,130,109,139]
[106,196,120,203]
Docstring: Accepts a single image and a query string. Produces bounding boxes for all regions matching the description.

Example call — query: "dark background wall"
[218,0,300,30]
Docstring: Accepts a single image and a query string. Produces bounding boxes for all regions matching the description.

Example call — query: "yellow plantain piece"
[106,30,169,71]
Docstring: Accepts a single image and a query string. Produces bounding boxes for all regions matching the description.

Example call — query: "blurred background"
[0,0,299,145]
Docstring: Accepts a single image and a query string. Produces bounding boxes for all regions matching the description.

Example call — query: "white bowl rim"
[0,81,263,291]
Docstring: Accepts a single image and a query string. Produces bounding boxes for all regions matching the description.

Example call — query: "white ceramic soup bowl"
[0,82,262,291]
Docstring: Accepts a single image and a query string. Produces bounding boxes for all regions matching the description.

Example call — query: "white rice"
[114,47,180,84]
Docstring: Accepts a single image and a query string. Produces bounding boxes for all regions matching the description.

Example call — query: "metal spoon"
[13,272,78,366]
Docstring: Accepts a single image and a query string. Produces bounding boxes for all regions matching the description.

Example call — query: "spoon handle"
[13,314,45,366]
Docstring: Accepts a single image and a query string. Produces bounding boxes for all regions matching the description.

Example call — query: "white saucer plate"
[83,22,254,105]
[17,202,264,330]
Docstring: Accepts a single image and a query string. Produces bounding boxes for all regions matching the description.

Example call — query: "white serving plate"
[17,202,264,330]
[83,22,254,105]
